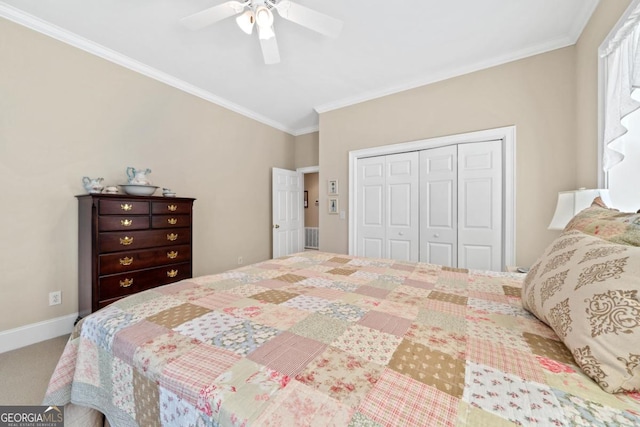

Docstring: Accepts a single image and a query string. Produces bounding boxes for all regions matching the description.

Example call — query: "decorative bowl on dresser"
[77,193,195,318]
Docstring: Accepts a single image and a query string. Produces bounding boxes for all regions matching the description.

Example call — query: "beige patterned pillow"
[564,198,640,246]
[522,230,640,393]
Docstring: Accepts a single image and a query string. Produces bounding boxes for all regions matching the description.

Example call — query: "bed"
[44,245,640,426]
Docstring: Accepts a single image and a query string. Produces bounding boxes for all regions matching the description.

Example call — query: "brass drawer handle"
[121,204,133,212]
[121,219,133,227]
[120,236,134,246]
[167,269,178,278]
[167,251,178,259]
[119,278,133,288]
[168,218,178,225]
[167,233,178,241]
[168,205,178,212]
[119,257,134,266]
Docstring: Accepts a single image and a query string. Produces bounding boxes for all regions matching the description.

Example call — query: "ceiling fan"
[180,0,343,65]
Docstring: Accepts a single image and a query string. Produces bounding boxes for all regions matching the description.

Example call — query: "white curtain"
[601,3,640,171]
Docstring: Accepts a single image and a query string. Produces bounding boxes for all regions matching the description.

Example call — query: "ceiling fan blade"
[275,1,342,38]
[181,1,246,31]
[259,28,280,64]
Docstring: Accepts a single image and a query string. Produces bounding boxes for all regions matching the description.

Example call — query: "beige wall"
[0,18,295,331]
[318,0,631,268]
[294,131,319,168]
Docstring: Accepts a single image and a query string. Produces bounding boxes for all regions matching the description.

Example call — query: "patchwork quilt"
[44,252,640,426]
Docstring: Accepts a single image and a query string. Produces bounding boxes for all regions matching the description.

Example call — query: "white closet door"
[357,157,386,258]
[457,141,503,271]
[356,152,419,261]
[419,146,457,267]
[386,152,419,262]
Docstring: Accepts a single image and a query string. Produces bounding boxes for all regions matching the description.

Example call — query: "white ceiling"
[1,0,599,135]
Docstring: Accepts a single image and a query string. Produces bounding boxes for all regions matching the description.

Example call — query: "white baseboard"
[0,313,78,353]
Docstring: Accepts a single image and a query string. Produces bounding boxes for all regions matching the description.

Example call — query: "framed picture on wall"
[328,197,339,214]
[328,179,338,196]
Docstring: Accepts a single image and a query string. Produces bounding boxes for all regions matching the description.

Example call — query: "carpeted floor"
[0,334,69,405]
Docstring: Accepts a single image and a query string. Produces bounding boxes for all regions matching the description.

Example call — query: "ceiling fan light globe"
[255,6,274,28]
[236,10,255,34]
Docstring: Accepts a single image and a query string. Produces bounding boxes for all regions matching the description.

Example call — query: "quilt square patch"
[146,303,212,330]
[281,294,333,312]
[318,301,367,322]
[192,292,242,311]
[249,289,299,304]
[247,331,326,377]
[522,332,575,366]
[428,291,468,306]
[332,324,403,366]
[133,368,161,427]
[357,310,412,337]
[415,309,466,334]
[327,268,358,276]
[467,337,546,383]
[388,339,465,398]
[274,273,307,283]
[160,344,241,406]
[405,322,466,359]
[211,320,281,356]
[133,332,200,381]
[173,311,245,342]
[251,304,309,330]
[288,313,350,345]
[354,285,391,299]
[254,380,354,426]
[295,347,383,407]
[112,320,170,364]
[359,368,459,427]
[463,361,565,426]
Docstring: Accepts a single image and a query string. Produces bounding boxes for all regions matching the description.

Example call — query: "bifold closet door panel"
[357,156,386,259]
[457,140,503,271]
[385,152,419,262]
[419,145,458,267]
[356,152,419,262]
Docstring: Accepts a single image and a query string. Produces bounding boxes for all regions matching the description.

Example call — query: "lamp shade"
[548,188,612,230]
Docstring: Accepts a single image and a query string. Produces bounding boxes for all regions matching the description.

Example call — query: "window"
[599,0,640,212]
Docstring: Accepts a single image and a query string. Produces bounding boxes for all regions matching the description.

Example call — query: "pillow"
[564,197,640,246]
[522,230,640,393]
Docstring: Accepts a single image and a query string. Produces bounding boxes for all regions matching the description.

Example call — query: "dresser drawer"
[99,245,191,275]
[99,262,191,301]
[151,214,190,229]
[99,215,150,231]
[152,201,192,215]
[100,200,149,215]
[99,229,191,253]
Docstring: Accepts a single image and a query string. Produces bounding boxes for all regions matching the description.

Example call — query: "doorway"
[303,171,320,249]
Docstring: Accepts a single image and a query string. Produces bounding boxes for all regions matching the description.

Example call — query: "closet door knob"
[434,233,440,238]
[398,232,404,236]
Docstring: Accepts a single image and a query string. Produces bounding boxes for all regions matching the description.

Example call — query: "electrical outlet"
[237,256,244,265]
[49,291,61,306]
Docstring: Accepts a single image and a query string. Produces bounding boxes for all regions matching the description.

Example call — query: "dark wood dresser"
[77,193,195,317]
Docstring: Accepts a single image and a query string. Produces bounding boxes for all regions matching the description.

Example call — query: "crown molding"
[0,3,298,136]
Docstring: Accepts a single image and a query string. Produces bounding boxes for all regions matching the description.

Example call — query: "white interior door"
[272,168,303,258]
[457,141,503,271]
[356,153,419,262]
[419,145,458,266]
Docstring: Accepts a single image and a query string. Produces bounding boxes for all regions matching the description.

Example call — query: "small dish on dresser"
[163,192,176,197]
[119,184,159,196]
